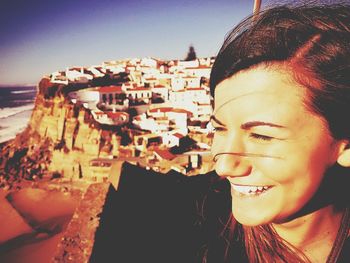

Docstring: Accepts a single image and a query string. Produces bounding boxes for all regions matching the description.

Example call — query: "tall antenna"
[253,0,262,19]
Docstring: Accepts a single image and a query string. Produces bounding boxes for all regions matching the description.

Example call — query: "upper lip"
[228,181,272,187]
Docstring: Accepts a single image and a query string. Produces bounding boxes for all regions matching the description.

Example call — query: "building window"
[102,94,107,103]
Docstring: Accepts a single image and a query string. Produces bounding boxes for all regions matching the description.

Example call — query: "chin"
[232,207,274,226]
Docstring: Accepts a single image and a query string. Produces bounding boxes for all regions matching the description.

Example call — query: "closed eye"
[212,126,227,132]
[250,133,274,141]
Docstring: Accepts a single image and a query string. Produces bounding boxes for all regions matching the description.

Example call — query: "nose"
[214,153,252,177]
[212,131,252,178]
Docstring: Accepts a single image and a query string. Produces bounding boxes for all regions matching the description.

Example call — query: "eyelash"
[211,125,274,141]
[211,126,226,132]
[250,133,273,141]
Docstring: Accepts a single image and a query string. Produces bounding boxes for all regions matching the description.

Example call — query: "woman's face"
[211,65,341,226]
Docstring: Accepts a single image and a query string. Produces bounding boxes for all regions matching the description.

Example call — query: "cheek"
[258,138,332,182]
[255,149,327,208]
[296,137,334,184]
[253,155,313,185]
[308,146,333,175]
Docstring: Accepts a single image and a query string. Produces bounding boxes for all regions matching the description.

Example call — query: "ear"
[337,141,350,167]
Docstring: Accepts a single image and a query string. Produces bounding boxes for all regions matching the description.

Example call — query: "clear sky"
[0,0,255,86]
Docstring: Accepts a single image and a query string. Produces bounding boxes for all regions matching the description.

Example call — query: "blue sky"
[0,0,254,86]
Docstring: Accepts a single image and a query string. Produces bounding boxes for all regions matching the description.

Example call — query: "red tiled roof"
[182,76,198,79]
[173,133,184,139]
[170,108,193,116]
[149,107,173,113]
[97,86,123,93]
[186,65,211,69]
[154,148,175,160]
[186,87,205,91]
[127,87,149,91]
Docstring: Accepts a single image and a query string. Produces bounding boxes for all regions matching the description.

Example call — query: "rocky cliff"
[0,76,131,187]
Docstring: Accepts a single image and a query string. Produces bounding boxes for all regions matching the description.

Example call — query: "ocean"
[0,86,37,144]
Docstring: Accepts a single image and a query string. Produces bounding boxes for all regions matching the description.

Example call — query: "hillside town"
[46,56,215,179]
[0,54,219,262]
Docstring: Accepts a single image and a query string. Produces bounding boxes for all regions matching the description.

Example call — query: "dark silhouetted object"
[185,45,197,61]
[89,162,232,263]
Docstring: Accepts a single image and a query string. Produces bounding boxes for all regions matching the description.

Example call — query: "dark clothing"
[90,162,234,263]
[337,237,350,263]
[89,162,349,263]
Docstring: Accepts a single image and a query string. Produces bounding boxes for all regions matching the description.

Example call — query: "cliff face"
[0,78,126,186]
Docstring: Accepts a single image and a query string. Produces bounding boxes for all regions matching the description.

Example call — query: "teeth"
[231,184,270,195]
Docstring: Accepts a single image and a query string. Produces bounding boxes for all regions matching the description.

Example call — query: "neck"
[272,205,345,263]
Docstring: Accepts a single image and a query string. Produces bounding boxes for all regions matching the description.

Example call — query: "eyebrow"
[210,115,286,129]
[241,121,286,130]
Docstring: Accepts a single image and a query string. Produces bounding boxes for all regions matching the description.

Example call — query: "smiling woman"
[97,2,350,263]
[207,2,350,263]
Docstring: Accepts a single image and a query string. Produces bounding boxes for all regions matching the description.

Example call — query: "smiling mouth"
[230,184,273,196]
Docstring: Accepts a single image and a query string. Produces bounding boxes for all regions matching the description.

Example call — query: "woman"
[91,3,350,263]
[207,3,350,263]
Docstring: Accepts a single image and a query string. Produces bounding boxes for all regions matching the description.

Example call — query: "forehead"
[214,66,306,114]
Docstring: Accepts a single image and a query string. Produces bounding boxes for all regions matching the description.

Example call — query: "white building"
[152,85,169,100]
[85,66,105,78]
[143,77,159,87]
[126,87,152,103]
[148,107,191,135]
[193,102,212,119]
[182,76,201,88]
[68,89,100,108]
[177,60,199,68]
[92,110,129,126]
[132,114,169,133]
[169,90,191,105]
[65,67,93,83]
[97,86,126,105]
[162,132,185,147]
[185,87,209,103]
[140,57,158,68]
[171,77,186,91]
[183,65,211,79]
[50,71,68,85]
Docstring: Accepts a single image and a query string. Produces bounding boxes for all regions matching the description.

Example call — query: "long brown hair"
[209,2,350,262]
